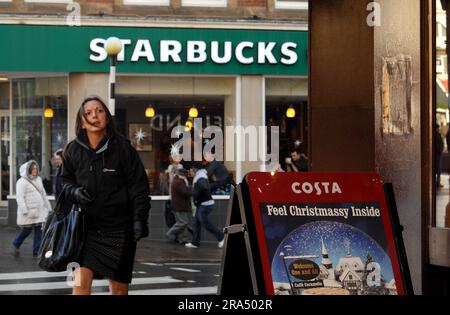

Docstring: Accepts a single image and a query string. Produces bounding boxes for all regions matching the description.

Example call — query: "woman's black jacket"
[61,132,150,232]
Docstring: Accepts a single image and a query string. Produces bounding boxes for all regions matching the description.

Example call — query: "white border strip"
[260,76,266,171]
[123,0,170,5]
[275,0,308,10]
[235,76,242,184]
[182,0,227,8]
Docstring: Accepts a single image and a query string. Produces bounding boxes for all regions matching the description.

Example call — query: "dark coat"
[206,160,230,183]
[170,176,192,213]
[192,175,213,206]
[61,131,150,231]
[54,165,63,199]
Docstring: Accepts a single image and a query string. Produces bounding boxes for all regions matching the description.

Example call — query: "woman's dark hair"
[75,95,117,136]
[28,161,38,175]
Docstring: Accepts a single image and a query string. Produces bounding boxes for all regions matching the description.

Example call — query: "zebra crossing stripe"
[164,263,221,266]
[0,271,66,281]
[0,276,182,292]
[169,267,201,273]
[93,286,218,295]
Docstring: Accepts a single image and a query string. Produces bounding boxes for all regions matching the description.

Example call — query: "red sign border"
[244,172,406,295]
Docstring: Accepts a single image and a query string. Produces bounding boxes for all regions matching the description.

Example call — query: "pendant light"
[188,105,198,118]
[185,119,193,132]
[145,105,156,118]
[44,89,53,119]
[44,106,54,118]
[286,105,296,118]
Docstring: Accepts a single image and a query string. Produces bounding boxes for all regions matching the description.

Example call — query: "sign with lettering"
[0,25,307,75]
[218,172,413,296]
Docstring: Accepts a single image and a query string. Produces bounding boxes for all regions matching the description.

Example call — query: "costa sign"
[291,182,343,195]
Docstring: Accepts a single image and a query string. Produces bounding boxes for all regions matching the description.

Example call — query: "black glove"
[69,187,93,205]
[133,221,149,242]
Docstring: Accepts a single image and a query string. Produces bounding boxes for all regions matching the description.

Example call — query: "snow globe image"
[270,221,397,295]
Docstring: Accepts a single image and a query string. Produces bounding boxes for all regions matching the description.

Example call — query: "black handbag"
[37,190,84,272]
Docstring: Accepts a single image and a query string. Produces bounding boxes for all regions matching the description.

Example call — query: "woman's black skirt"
[80,229,136,284]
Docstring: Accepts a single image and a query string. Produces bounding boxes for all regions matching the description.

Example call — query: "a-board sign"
[219,172,413,296]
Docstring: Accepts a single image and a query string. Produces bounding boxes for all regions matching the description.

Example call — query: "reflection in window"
[115,95,224,195]
[12,78,67,196]
[265,78,308,173]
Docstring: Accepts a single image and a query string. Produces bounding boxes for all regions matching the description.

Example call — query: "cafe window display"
[11,77,68,195]
[115,95,224,195]
[265,78,308,172]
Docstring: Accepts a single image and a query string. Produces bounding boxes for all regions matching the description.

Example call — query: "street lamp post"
[104,37,123,116]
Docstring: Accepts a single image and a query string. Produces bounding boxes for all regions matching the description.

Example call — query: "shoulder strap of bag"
[23,177,47,202]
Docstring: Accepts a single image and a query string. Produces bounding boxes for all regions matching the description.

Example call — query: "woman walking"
[13,160,51,257]
[61,95,150,295]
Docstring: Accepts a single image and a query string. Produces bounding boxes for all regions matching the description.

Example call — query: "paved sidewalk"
[0,225,224,274]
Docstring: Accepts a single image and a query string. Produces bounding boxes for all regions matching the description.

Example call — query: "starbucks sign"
[0,25,308,75]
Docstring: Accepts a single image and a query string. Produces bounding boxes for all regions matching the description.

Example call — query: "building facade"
[0,2,308,242]
[2,0,450,294]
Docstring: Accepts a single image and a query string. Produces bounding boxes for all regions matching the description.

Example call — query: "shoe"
[32,253,38,258]
[218,239,225,249]
[12,245,19,257]
[185,243,198,249]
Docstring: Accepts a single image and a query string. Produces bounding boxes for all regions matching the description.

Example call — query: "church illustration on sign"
[276,239,398,295]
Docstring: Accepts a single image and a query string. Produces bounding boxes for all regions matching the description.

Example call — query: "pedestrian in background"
[285,149,309,172]
[204,152,233,195]
[12,160,51,257]
[61,95,150,295]
[53,148,64,199]
[166,153,184,191]
[185,162,224,249]
[166,168,192,245]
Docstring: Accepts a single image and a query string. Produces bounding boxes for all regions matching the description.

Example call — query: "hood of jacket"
[76,129,112,154]
[19,160,39,180]
[193,168,208,185]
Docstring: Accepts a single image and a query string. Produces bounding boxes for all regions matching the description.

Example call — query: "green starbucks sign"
[0,25,307,75]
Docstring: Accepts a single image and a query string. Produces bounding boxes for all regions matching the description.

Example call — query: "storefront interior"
[0,75,308,198]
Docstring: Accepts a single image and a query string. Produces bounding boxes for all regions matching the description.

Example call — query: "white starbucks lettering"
[89,38,300,66]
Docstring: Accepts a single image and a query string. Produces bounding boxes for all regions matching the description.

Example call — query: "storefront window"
[0,81,10,202]
[265,78,308,172]
[11,77,68,196]
[116,76,231,195]
[435,0,450,228]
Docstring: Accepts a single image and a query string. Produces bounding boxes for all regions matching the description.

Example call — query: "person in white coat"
[12,160,51,257]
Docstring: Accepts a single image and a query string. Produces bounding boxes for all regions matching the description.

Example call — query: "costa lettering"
[89,38,298,65]
[291,182,343,195]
